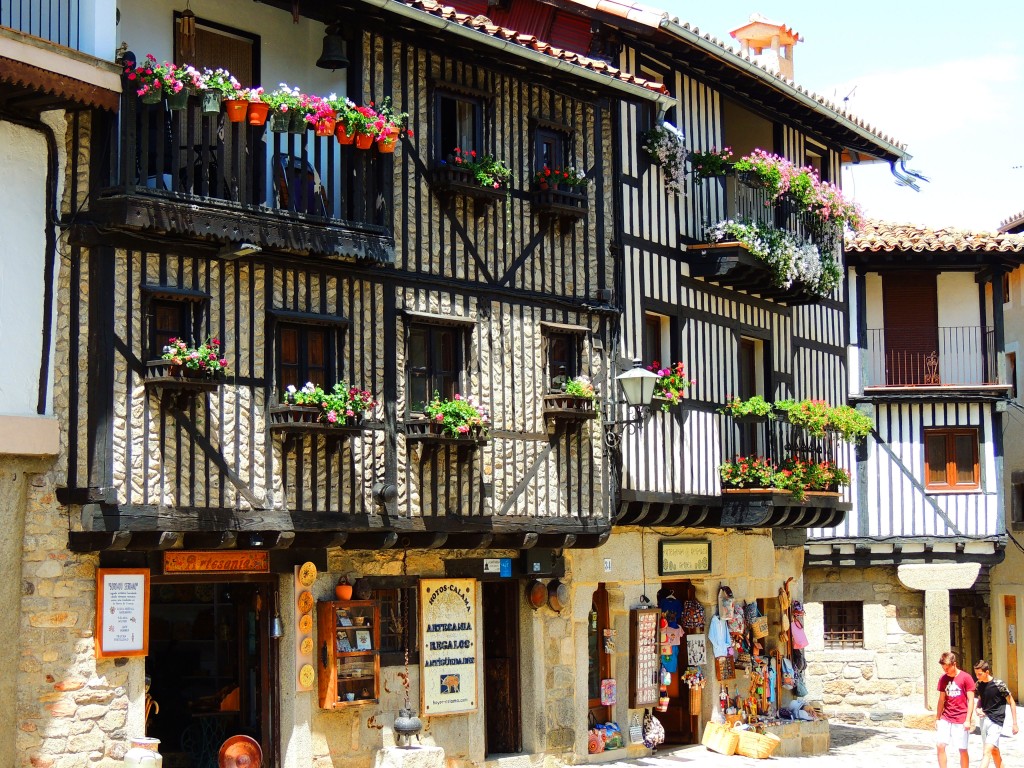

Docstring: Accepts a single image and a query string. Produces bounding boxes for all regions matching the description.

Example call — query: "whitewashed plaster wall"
[0,120,50,417]
[116,0,347,97]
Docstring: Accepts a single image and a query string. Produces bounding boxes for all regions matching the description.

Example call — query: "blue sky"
[658,1,1024,230]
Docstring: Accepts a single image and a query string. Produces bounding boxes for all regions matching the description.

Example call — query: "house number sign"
[658,539,712,575]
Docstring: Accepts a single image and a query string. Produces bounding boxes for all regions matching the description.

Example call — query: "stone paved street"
[601,712,1024,767]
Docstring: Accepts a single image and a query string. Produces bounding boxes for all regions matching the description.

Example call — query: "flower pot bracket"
[719,488,847,528]
[542,394,598,423]
[144,360,223,408]
[530,188,588,222]
[429,167,505,216]
[404,419,489,455]
[269,404,367,453]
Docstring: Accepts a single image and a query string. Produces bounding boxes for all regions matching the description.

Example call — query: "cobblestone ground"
[603,711,1024,767]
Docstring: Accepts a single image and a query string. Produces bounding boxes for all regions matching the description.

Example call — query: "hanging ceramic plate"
[218,734,262,768]
[547,579,569,612]
[526,580,547,610]
[298,663,315,689]
[298,562,318,587]
[297,590,314,615]
[298,613,313,634]
[300,636,314,656]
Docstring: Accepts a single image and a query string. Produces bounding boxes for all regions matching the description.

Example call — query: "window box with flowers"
[270,382,377,449]
[531,166,589,221]
[431,148,511,214]
[773,399,872,444]
[405,392,490,448]
[720,395,774,424]
[146,337,229,405]
[646,361,694,411]
[688,147,734,182]
[543,375,598,422]
[718,455,850,503]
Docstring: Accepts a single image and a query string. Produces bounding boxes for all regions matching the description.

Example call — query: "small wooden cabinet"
[317,599,381,709]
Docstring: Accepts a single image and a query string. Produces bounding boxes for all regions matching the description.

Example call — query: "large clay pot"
[335,582,353,600]
[123,737,163,767]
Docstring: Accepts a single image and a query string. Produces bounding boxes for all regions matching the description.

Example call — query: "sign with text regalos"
[419,578,478,716]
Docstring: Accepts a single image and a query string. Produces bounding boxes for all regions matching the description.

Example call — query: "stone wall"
[803,565,926,726]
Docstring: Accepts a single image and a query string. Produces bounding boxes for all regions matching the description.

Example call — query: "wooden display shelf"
[316,599,380,710]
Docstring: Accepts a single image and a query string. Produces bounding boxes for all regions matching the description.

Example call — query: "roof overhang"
[0,28,121,112]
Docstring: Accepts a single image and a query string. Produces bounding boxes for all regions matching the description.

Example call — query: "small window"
[535,128,565,173]
[1012,482,1024,525]
[435,91,481,162]
[644,312,668,367]
[150,300,191,360]
[407,325,462,412]
[924,428,980,492]
[377,587,419,667]
[547,332,579,390]
[823,601,863,648]
[277,324,332,391]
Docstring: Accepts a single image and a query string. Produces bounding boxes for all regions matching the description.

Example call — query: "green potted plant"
[687,147,734,182]
[158,337,229,379]
[372,96,410,154]
[642,122,687,194]
[265,85,301,133]
[825,404,873,443]
[198,67,241,114]
[417,392,490,439]
[720,395,774,423]
[544,375,598,420]
[718,455,780,491]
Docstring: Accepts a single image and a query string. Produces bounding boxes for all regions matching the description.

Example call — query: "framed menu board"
[629,605,661,707]
[95,568,150,658]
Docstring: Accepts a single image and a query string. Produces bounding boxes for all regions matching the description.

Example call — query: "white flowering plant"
[642,122,687,195]
[706,219,842,298]
[562,375,596,400]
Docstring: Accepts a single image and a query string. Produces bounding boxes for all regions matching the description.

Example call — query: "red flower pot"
[354,132,374,150]
[224,99,249,123]
[247,101,270,126]
[336,123,355,145]
[315,117,337,138]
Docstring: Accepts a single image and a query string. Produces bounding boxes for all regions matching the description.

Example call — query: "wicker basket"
[701,722,739,756]
[736,730,781,759]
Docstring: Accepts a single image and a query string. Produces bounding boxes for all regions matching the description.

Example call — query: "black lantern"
[316,25,348,70]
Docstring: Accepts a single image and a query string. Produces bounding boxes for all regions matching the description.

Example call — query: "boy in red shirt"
[935,651,976,768]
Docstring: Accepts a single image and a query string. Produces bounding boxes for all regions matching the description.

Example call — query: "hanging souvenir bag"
[794,669,809,698]
[781,657,795,690]
[661,667,672,687]
[749,603,769,639]
[603,722,625,750]
[718,587,735,627]
[790,616,809,649]
[629,713,644,744]
[778,584,790,611]
[642,710,666,749]
[682,600,705,632]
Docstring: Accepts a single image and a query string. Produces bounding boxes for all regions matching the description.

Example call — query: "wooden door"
[882,273,939,385]
[1006,596,1018,699]
[483,582,521,754]
[657,582,696,745]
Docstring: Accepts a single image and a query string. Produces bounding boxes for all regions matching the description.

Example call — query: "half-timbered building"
[5,0,678,765]
[424,1,907,750]
[804,221,1024,724]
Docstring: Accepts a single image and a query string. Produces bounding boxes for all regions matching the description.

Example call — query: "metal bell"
[316,30,349,70]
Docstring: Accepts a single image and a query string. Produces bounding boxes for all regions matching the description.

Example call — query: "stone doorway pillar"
[897,563,980,710]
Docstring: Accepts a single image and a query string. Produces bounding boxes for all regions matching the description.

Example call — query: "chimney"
[729,13,802,81]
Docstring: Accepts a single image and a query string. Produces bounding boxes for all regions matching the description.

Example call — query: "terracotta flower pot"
[335,123,355,145]
[335,583,353,600]
[315,117,337,138]
[354,132,374,150]
[225,99,249,123]
[247,101,270,126]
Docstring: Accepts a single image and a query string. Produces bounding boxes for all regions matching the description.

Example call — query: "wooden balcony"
[863,326,1002,388]
[92,91,395,263]
[2,0,82,49]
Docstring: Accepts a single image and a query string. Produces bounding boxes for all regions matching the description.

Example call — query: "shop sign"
[419,578,478,716]
[96,568,150,658]
[658,539,711,575]
[163,550,270,574]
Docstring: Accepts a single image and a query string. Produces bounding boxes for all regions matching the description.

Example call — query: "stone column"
[897,563,980,710]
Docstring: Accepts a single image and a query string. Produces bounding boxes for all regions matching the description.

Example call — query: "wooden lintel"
[342,531,399,550]
[182,530,238,550]
[68,530,133,553]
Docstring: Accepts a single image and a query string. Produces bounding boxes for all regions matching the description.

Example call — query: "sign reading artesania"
[658,539,712,575]
[419,578,477,715]
[163,550,270,574]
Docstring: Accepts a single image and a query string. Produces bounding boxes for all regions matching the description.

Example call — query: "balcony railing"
[2,0,80,49]
[104,91,389,241]
[863,326,997,387]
